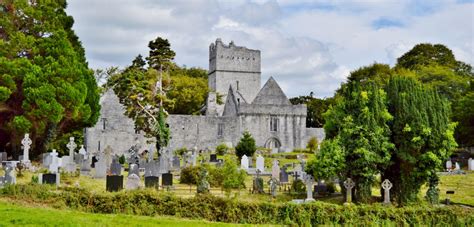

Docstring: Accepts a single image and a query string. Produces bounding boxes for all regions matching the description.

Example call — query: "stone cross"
[66,137,77,158]
[268,178,277,198]
[381,179,393,205]
[344,178,355,204]
[49,149,59,173]
[21,133,32,162]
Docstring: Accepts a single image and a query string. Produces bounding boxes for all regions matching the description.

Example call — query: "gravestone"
[144,161,159,177]
[4,164,16,184]
[42,153,52,168]
[271,160,280,180]
[21,133,32,164]
[145,176,160,189]
[455,162,460,171]
[49,150,59,174]
[78,145,87,156]
[162,173,173,186]
[314,182,328,195]
[0,152,7,162]
[381,179,393,205]
[197,168,210,194]
[104,146,113,171]
[241,155,249,169]
[210,154,217,162]
[129,164,139,176]
[268,178,277,198]
[280,168,289,183]
[110,157,122,176]
[191,150,197,166]
[94,155,107,178]
[256,155,265,172]
[126,174,140,190]
[446,160,453,170]
[106,175,124,192]
[74,153,84,166]
[305,175,315,202]
[63,155,76,173]
[469,158,474,171]
[172,156,180,169]
[252,170,264,194]
[344,178,355,204]
[41,173,59,185]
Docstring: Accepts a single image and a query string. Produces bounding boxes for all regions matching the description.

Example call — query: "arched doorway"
[265,137,281,153]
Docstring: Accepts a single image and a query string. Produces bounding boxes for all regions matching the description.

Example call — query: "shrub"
[291,179,306,196]
[180,166,201,184]
[1,184,473,225]
[222,157,247,191]
[215,143,228,155]
[119,155,126,164]
[235,131,256,159]
[174,147,187,156]
[306,137,319,153]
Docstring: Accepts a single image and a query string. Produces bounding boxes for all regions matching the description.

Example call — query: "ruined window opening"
[102,118,107,130]
[270,116,279,132]
[236,81,239,90]
[98,141,101,152]
[237,98,240,105]
[217,123,224,137]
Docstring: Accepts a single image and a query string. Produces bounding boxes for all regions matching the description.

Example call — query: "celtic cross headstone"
[66,137,77,158]
[381,179,393,205]
[344,178,355,204]
[21,133,32,163]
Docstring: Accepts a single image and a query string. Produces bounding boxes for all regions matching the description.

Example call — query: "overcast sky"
[66,0,474,98]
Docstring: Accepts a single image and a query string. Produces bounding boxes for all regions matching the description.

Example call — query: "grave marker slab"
[145,176,159,189]
[128,164,140,176]
[271,160,280,180]
[210,154,217,162]
[256,155,265,172]
[241,155,249,169]
[126,174,140,190]
[106,175,124,192]
[162,173,173,186]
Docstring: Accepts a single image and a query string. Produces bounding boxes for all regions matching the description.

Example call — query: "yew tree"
[0,0,99,157]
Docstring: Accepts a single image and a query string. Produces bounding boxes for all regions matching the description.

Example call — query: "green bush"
[215,143,228,155]
[235,131,256,159]
[1,184,473,225]
[174,147,187,156]
[222,157,247,191]
[179,166,201,185]
[306,136,319,153]
[290,179,306,198]
[119,155,126,164]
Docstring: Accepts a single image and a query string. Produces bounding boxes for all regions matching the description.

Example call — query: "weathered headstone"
[4,164,16,184]
[197,168,210,194]
[280,168,289,183]
[145,176,159,188]
[104,146,113,171]
[110,157,122,176]
[455,162,460,171]
[381,179,393,205]
[210,154,217,162]
[172,156,180,169]
[268,178,277,198]
[144,161,159,177]
[256,155,265,172]
[252,170,264,194]
[469,158,474,171]
[126,174,140,190]
[94,155,107,178]
[41,173,59,185]
[49,150,59,174]
[305,175,315,202]
[162,173,173,186]
[128,164,140,176]
[446,160,453,170]
[271,160,280,180]
[344,178,355,204]
[78,145,87,156]
[106,175,124,192]
[0,152,7,162]
[21,133,32,164]
[241,155,249,170]
[42,153,52,168]
[314,182,328,195]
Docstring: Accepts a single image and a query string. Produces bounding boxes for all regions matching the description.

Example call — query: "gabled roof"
[252,77,291,105]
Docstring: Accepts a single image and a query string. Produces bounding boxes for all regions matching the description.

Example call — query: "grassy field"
[0,200,256,227]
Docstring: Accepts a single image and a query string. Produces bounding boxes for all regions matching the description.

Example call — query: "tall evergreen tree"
[0,0,99,157]
[384,76,456,205]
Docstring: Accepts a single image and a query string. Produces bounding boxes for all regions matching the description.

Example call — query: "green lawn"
[0,200,252,227]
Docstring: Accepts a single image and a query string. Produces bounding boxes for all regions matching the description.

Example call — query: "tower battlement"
[209,38,261,74]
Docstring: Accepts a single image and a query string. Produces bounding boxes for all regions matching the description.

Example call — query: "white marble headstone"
[271,159,280,180]
[94,156,107,178]
[241,155,249,170]
[468,158,473,171]
[446,160,452,170]
[256,155,264,172]
[126,174,141,190]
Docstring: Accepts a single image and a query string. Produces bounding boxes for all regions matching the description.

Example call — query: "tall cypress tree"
[384,76,456,205]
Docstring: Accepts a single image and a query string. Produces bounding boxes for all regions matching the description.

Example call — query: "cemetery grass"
[0,199,256,226]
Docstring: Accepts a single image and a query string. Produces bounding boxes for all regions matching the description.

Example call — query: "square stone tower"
[207,39,261,116]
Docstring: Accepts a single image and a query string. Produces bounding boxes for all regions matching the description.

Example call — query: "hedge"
[1,184,473,225]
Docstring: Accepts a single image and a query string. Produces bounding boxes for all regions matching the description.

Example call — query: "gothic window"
[98,141,101,152]
[270,116,279,132]
[101,118,107,130]
[217,123,224,138]
[236,81,239,90]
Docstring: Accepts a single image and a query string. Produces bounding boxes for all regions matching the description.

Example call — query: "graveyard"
[1,1,474,226]
[0,138,473,225]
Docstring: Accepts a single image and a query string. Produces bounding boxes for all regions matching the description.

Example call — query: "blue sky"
[66,0,473,98]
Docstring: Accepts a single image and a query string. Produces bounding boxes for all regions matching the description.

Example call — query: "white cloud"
[66,0,473,98]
